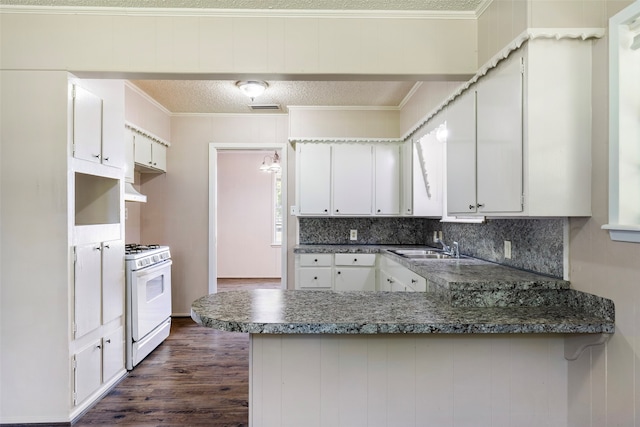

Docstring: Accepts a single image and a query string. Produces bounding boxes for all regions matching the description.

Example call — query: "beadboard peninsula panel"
[250,334,568,427]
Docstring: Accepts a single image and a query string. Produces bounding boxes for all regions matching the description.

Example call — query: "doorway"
[208,143,287,294]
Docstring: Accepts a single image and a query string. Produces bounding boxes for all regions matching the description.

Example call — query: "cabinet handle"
[476,203,485,208]
[92,154,101,159]
[103,156,109,161]
[411,279,417,283]
[469,204,475,210]
[106,339,111,343]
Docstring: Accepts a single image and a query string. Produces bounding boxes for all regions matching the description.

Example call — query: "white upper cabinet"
[374,144,401,215]
[72,81,125,170]
[297,143,332,215]
[296,142,403,217]
[332,144,373,215]
[444,39,592,217]
[134,133,167,172]
[446,89,478,214]
[72,85,103,165]
[475,51,524,214]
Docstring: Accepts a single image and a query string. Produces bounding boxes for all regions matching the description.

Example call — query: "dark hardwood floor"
[74,279,281,427]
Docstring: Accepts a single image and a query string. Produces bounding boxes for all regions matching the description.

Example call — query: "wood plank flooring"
[74,279,281,427]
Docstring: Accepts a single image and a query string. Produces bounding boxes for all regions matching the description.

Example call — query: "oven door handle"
[135,259,172,278]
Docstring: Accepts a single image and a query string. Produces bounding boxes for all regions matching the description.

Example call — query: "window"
[603,1,640,243]
[272,171,283,246]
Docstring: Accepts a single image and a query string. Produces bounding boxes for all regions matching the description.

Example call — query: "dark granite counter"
[191,290,614,335]
[190,245,614,336]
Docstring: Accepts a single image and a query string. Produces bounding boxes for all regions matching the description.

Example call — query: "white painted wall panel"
[289,108,399,140]
[251,335,569,427]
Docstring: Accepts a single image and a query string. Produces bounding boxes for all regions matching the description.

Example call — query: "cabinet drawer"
[334,253,376,266]
[299,254,332,267]
[298,268,332,288]
[398,268,426,292]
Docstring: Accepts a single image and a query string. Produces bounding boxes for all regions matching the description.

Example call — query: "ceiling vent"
[249,103,281,111]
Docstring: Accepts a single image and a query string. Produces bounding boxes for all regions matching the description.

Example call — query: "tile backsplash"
[298,217,565,278]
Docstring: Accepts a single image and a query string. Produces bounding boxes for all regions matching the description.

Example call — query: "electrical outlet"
[350,229,358,241]
[290,205,298,215]
[504,240,512,259]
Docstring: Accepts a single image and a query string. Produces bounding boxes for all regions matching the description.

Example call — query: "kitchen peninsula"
[192,247,614,427]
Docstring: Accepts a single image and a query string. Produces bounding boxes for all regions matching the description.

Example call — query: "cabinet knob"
[313,276,318,280]
[476,203,485,208]
[94,246,102,251]
[96,344,102,349]
[335,209,339,213]
[314,259,318,263]
[153,162,157,166]
[103,156,109,161]
[411,279,417,283]
[324,209,328,213]
[149,161,153,164]
[377,209,381,213]
[353,258,358,263]
[337,271,341,275]
[92,154,101,159]
[469,204,475,210]
[106,339,111,343]
[104,244,110,249]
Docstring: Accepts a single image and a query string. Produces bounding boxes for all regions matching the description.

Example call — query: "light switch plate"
[350,229,358,241]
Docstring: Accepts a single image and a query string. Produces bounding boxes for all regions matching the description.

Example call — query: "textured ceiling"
[1,0,482,114]
[0,0,485,11]
[130,80,418,114]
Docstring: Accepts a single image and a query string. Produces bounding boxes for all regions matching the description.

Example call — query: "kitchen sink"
[389,248,459,260]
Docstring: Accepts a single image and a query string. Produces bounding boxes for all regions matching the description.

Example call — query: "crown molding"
[287,105,400,111]
[0,5,477,19]
[171,112,288,117]
[124,81,172,117]
[125,121,171,147]
[398,82,423,110]
[289,137,403,144]
[400,27,605,141]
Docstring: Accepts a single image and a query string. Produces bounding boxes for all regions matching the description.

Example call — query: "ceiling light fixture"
[236,80,268,100]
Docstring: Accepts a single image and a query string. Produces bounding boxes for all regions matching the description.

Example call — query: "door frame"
[208,142,287,294]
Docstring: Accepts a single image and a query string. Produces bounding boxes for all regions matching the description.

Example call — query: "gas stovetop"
[125,244,171,268]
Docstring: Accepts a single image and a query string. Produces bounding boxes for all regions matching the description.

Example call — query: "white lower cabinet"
[378,256,426,292]
[73,326,125,406]
[334,254,376,291]
[295,254,333,289]
[295,253,426,293]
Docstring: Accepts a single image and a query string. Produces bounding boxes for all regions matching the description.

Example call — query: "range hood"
[124,182,147,203]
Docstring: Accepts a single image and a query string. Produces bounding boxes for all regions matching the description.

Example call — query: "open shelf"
[75,172,120,226]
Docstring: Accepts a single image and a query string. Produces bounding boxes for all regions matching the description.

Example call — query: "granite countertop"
[191,290,614,335]
[190,244,615,335]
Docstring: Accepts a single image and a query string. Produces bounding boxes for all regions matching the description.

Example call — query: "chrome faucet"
[435,238,460,258]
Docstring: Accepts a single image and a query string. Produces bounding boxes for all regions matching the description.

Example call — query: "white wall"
[289,107,400,140]
[217,150,282,278]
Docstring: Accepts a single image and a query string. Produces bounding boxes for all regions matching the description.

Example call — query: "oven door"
[131,259,172,341]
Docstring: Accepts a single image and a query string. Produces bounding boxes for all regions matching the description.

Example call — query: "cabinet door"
[374,144,401,215]
[414,132,444,217]
[102,240,124,324]
[401,140,414,215]
[134,133,153,168]
[476,54,524,213]
[124,128,135,182]
[446,89,478,214]
[74,339,102,405]
[102,327,124,382]
[297,144,331,215]
[151,142,167,171]
[378,270,392,291]
[75,244,102,338]
[73,85,103,164]
[297,267,333,289]
[332,144,373,215]
[334,267,376,291]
